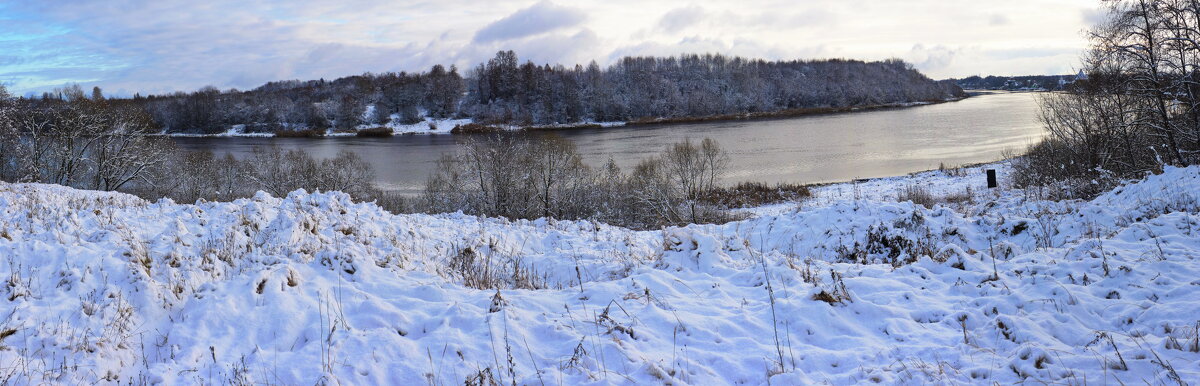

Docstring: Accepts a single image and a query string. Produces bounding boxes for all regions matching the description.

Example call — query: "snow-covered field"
[1,163,1198,384]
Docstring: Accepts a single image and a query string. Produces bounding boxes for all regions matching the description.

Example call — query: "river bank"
[161,96,970,138]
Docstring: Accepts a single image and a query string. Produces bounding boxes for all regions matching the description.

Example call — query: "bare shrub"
[621,138,733,226]
[273,129,325,138]
[424,134,613,221]
[316,150,377,198]
[422,135,736,229]
[240,147,376,199]
[150,150,245,203]
[367,190,410,214]
[355,127,393,137]
[148,145,405,214]
[1011,138,1122,200]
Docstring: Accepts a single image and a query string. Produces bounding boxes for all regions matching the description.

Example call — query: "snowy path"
[0,164,1197,384]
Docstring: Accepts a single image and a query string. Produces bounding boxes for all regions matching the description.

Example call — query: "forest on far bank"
[23,52,964,134]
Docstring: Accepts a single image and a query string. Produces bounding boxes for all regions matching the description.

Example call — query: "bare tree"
[1018,0,1200,195]
[528,134,588,218]
[1099,0,1186,164]
[89,106,173,191]
[700,138,730,193]
[0,86,15,180]
[660,138,729,223]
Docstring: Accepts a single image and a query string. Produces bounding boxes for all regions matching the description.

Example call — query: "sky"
[0,0,1102,97]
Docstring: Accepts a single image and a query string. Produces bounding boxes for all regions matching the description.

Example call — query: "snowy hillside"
[0,164,1198,384]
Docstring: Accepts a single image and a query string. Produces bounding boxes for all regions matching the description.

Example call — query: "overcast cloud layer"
[0,0,1098,96]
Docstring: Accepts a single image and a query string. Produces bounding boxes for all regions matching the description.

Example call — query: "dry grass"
[448,245,547,290]
[450,123,506,134]
[938,162,968,177]
[273,129,325,138]
[811,270,852,305]
[700,182,813,208]
[897,184,973,208]
[897,184,938,208]
[355,127,394,137]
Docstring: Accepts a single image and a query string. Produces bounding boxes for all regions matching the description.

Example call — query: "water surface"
[173,92,1045,194]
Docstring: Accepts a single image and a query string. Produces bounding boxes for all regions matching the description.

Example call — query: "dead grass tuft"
[700,182,813,208]
[273,129,325,138]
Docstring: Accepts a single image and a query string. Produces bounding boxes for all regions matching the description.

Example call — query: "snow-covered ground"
[164,124,277,138]
[161,117,475,137]
[743,161,1016,216]
[338,117,474,136]
[162,115,627,137]
[1,162,1198,384]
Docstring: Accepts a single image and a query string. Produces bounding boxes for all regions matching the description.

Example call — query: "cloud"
[453,29,602,71]
[653,7,833,36]
[745,9,836,29]
[987,14,1009,26]
[0,0,1095,94]
[1080,8,1107,28]
[907,44,961,71]
[984,47,1075,60]
[608,36,828,63]
[656,6,706,34]
[472,1,586,43]
[0,1,484,95]
[508,30,601,65]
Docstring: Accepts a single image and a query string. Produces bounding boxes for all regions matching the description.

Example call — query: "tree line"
[1016,0,1200,197]
[461,52,963,126]
[953,75,1080,91]
[21,52,962,134]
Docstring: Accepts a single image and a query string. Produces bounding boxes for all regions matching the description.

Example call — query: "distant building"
[1076,69,1088,81]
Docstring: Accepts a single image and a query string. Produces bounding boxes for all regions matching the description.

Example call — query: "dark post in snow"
[986,169,998,189]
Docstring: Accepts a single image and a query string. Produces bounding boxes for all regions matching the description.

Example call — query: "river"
[173,91,1045,195]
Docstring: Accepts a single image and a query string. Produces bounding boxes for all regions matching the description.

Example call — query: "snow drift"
[0,164,1197,384]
